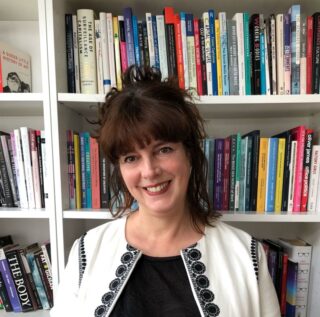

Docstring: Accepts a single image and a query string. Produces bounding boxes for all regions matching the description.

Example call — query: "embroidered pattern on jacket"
[182,243,220,317]
[79,233,87,287]
[250,237,259,281]
[94,244,139,317]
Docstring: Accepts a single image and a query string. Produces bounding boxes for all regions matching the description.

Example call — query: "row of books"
[65,5,320,96]
[261,238,312,317]
[204,125,318,213]
[67,130,111,209]
[0,235,53,312]
[0,129,48,209]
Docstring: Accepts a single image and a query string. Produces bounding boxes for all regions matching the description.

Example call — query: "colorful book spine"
[151,15,160,69]
[146,13,155,67]
[180,12,189,89]
[118,16,128,73]
[219,12,229,95]
[174,14,185,89]
[209,10,218,95]
[300,15,307,94]
[132,15,140,67]
[259,15,266,95]
[222,136,231,211]
[274,138,286,213]
[90,137,100,209]
[79,132,87,208]
[106,13,116,89]
[215,19,222,95]
[66,130,75,209]
[312,13,320,94]
[199,18,207,95]
[203,12,212,95]
[213,138,224,211]
[234,133,241,211]
[123,7,136,67]
[287,140,298,212]
[194,18,203,96]
[229,134,238,210]
[257,138,269,213]
[306,16,313,94]
[73,133,81,209]
[113,16,122,91]
[284,14,292,95]
[307,145,320,212]
[186,13,197,93]
[227,19,239,95]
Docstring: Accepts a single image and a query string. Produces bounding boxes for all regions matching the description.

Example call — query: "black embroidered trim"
[94,244,139,317]
[79,233,87,287]
[182,244,220,317]
[251,237,259,281]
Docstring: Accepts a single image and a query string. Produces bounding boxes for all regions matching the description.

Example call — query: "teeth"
[146,182,168,193]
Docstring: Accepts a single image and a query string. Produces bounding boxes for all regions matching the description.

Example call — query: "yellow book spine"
[274,138,286,213]
[113,16,122,91]
[215,19,222,95]
[74,133,82,209]
[256,138,269,213]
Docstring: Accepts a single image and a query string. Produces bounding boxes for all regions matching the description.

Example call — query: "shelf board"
[0,93,44,116]
[0,310,49,316]
[58,93,320,118]
[62,210,320,222]
[0,208,49,219]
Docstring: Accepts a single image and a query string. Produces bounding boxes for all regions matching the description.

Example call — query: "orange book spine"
[174,14,185,89]
[90,136,100,209]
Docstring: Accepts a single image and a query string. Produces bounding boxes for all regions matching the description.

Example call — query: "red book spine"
[222,137,231,210]
[306,16,313,94]
[90,137,100,209]
[194,18,203,95]
[174,14,185,89]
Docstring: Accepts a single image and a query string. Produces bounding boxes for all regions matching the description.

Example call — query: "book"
[0,271,13,311]
[123,8,136,67]
[213,138,224,211]
[219,12,229,95]
[77,9,97,94]
[180,12,188,89]
[307,145,320,212]
[65,14,75,93]
[250,14,260,95]
[90,136,100,209]
[156,15,168,80]
[312,12,320,94]
[209,10,218,95]
[227,19,239,95]
[257,138,268,212]
[94,19,103,94]
[276,14,285,95]
[186,13,197,94]
[66,130,75,209]
[284,14,292,95]
[215,19,222,95]
[113,16,122,91]
[74,132,81,209]
[203,12,212,95]
[0,41,31,92]
[274,138,286,213]
[286,259,299,317]
[198,18,207,95]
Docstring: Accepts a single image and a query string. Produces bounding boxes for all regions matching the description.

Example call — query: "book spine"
[20,127,35,209]
[270,15,277,94]
[250,14,260,94]
[287,141,298,212]
[106,13,116,88]
[174,14,185,89]
[118,16,128,73]
[99,150,109,209]
[90,137,100,209]
[146,13,155,68]
[40,131,49,206]
[142,21,150,67]
[234,133,241,211]
[0,271,13,311]
[283,14,292,95]
[194,18,203,96]
[73,133,81,209]
[12,130,28,208]
[263,21,271,95]
[244,136,253,211]
[151,16,160,70]
[259,16,266,95]
[65,14,75,93]
[180,12,189,89]
[132,15,140,67]
[203,12,212,95]
[257,138,268,213]
[308,145,320,212]
[239,137,248,212]
[66,130,76,209]
[0,249,21,312]
[95,20,103,94]
[312,13,320,94]
[306,16,313,94]
[30,130,41,209]
[72,15,80,93]
[209,10,218,95]
[249,132,260,211]
[156,15,168,80]
[213,139,224,211]
[35,131,45,208]
[243,12,251,95]
[300,130,313,211]
[276,14,285,95]
[227,19,239,95]
[199,18,207,95]
[300,15,307,94]
[5,249,33,311]
[77,9,97,94]
[229,135,237,210]
[222,137,231,210]
[186,13,197,93]
[79,132,87,208]
[113,17,122,90]
[215,19,222,95]
[123,8,136,67]
[274,138,286,213]
[84,132,91,208]
[219,12,229,95]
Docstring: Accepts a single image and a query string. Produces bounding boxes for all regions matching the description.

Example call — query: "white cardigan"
[51,217,281,317]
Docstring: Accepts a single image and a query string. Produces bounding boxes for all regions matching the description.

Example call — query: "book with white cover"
[307,145,320,212]
[180,12,189,89]
[202,12,212,96]
[95,20,104,94]
[146,13,155,68]
[113,16,122,91]
[276,14,285,95]
[40,131,49,205]
[106,13,116,89]
[156,15,168,80]
[20,127,35,209]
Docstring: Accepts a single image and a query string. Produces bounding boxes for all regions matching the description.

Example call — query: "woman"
[51,66,280,317]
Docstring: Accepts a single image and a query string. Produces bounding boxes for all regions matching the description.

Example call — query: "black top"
[110,254,201,317]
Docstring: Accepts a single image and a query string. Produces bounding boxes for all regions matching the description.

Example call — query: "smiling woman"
[50,66,281,317]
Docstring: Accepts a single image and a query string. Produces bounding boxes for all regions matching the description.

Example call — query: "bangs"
[107,98,190,160]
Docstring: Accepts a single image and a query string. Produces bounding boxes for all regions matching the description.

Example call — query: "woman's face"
[119,140,191,218]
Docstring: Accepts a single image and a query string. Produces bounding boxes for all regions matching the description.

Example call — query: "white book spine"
[77,9,97,94]
[20,127,35,209]
[187,28,197,91]
[40,131,49,205]
[202,12,212,96]
[95,20,104,94]
[276,14,285,95]
[30,130,41,209]
[270,16,277,95]
[156,15,168,80]
[264,26,271,95]
[219,12,229,95]
[232,13,245,95]
[308,145,320,212]
[288,140,297,212]
[146,13,155,68]
[99,12,111,94]
[13,129,28,208]
[180,13,189,89]
[113,16,122,91]
[106,13,116,89]
[72,15,81,93]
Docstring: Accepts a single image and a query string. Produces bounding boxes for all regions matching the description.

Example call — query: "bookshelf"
[1,0,320,315]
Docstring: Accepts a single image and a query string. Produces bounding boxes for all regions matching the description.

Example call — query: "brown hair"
[98,66,220,231]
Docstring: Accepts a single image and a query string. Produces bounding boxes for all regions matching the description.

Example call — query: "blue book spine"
[214,138,224,210]
[266,138,279,212]
[243,12,251,95]
[208,10,218,95]
[219,12,229,95]
[132,15,141,67]
[186,13,194,36]
[84,132,92,208]
[152,15,160,69]
[260,29,266,95]
[123,7,136,66]
[0,254,22,312]
[290,4,301,94]
[79,132,87,208]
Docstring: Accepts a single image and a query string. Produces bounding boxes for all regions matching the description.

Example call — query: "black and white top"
[51,217,280,317]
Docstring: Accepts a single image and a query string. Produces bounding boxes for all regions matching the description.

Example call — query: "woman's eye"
[123,155,136,163]
[159,146,173,154]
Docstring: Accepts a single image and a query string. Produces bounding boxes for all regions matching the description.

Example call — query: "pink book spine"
[194,18,203,96]
[120,42,128,72]
[291,126,306,212]
[90,137,100,209]
[306,16,313,94]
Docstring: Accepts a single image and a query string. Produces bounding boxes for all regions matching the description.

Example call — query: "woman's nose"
[141,158,161,179]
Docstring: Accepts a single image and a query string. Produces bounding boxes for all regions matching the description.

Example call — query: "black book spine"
[199,18,207,95]
[141,21,150,67]
[35,131,45,208]
[0,271,13,312]
[5,249,34,312]
[99,148,110,209]
[250,132,260,211]
[137,21,146,67]
[65,14,76,93]
[165,23,177,77]
[250,14,261,95]
[312,13,320,93]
